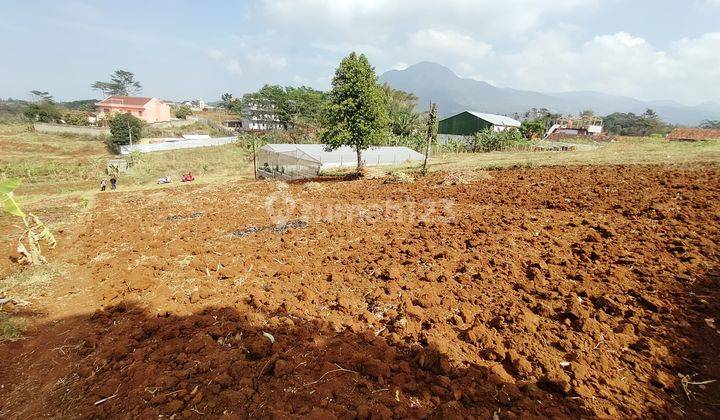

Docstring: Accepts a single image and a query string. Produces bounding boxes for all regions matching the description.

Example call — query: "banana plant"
[0,179,56,265]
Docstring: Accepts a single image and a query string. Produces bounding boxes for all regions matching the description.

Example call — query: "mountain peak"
[378,61,719,125]
[398,61,457,77]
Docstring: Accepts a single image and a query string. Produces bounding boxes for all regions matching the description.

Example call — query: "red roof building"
[667,128,720,141]
[96,96,172,124]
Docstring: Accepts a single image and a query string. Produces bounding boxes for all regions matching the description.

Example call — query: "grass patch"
[0,123,252,198]
[0,313,26,341]
[437,170,493,186]
[430,137,720,171]
[0,264,61,302]
[384,171,415,184]
[144,121,230,138]
[122,142,251,185]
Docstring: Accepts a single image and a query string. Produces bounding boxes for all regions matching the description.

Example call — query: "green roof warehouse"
[438,111,521,143]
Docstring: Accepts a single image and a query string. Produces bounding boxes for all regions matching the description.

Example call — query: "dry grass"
[122,143,251,185]
[0,264,62,302]
[303,182,323,191]
[437,170,493,186]
[0,123,252,201]
[430,137,720,171]
[384,171,415,184]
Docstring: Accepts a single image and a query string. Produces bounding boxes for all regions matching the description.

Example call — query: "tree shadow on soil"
[0,302,591,419]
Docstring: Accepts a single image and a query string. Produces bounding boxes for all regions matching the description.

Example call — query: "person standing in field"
[100,179,106,191]
[110,177,117,190]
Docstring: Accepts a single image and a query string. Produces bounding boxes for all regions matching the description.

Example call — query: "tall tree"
[92,70,142,96]
[24,90,60,122]
[221,93,234,106]
[643,108,659,120]
[29,90,53,103]
[320,53,389,174]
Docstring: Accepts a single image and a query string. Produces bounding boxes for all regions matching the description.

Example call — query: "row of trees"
[220,85,328,128]
[220,58,429,165]
[603,109,670,136]
[515,107,674,137]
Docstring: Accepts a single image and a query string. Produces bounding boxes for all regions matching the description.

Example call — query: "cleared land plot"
[0,165,718,418]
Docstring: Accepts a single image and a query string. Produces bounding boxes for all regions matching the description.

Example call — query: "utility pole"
[127,120,133,147]
[422,101,437,176]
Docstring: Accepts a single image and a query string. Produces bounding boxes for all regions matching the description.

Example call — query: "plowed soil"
[1,165,719,419]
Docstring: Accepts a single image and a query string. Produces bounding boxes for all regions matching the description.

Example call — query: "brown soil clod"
[1,165,719,418]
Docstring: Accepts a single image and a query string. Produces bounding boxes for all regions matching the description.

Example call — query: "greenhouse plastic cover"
[260,144,424,169]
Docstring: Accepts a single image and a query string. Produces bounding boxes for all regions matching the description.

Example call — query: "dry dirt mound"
[1,165,719,418]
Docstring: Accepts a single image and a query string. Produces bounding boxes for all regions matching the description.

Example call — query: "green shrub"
[63,111,89,126]
[174,105,193,119]
[471,128,530,152]
[23,101,62,123]
[109,113,144,145]
[520,119,546,139]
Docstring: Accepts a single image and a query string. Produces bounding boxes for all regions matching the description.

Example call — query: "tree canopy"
[516,108,561,127]
[320,52,389,172]
[603,109,669,136]
[240,85,328,127]
[174,105,193,119]
[92,70,142,96]
[29,90,53,102]
[381,83,421,137]
[23,90,61,122]
[520,119,547,139]
[700,120,720,129]
[109,113,144,145]
[220,93,243,114]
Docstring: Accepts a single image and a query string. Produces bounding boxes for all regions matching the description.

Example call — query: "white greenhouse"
[257,144,424,179]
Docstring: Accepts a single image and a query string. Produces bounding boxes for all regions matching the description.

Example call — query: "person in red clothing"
[181,171,194,182]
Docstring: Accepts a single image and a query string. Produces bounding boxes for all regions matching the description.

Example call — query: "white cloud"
[473,31,720,103]
[261,0,599,41]
[591,32,646,49]
[248,1,718,103]
[392,62,408,71]
[208,50,242,75]
[247,52,288,70]
[225,59,242,75]
[408,29,491,58]
[312,42,384,56]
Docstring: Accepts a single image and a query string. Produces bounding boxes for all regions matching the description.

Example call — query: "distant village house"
[242,99,286,131]
[545,116,604,139]
[96,96,172,124]
[222,99,286,131]
[182,99,207,111]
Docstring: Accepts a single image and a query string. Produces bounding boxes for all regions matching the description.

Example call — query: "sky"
[2,0,719,105]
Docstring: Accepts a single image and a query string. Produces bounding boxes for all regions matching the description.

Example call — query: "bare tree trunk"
[251,136,258,180]
[422,102,437,175]
[356,146,363,175]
